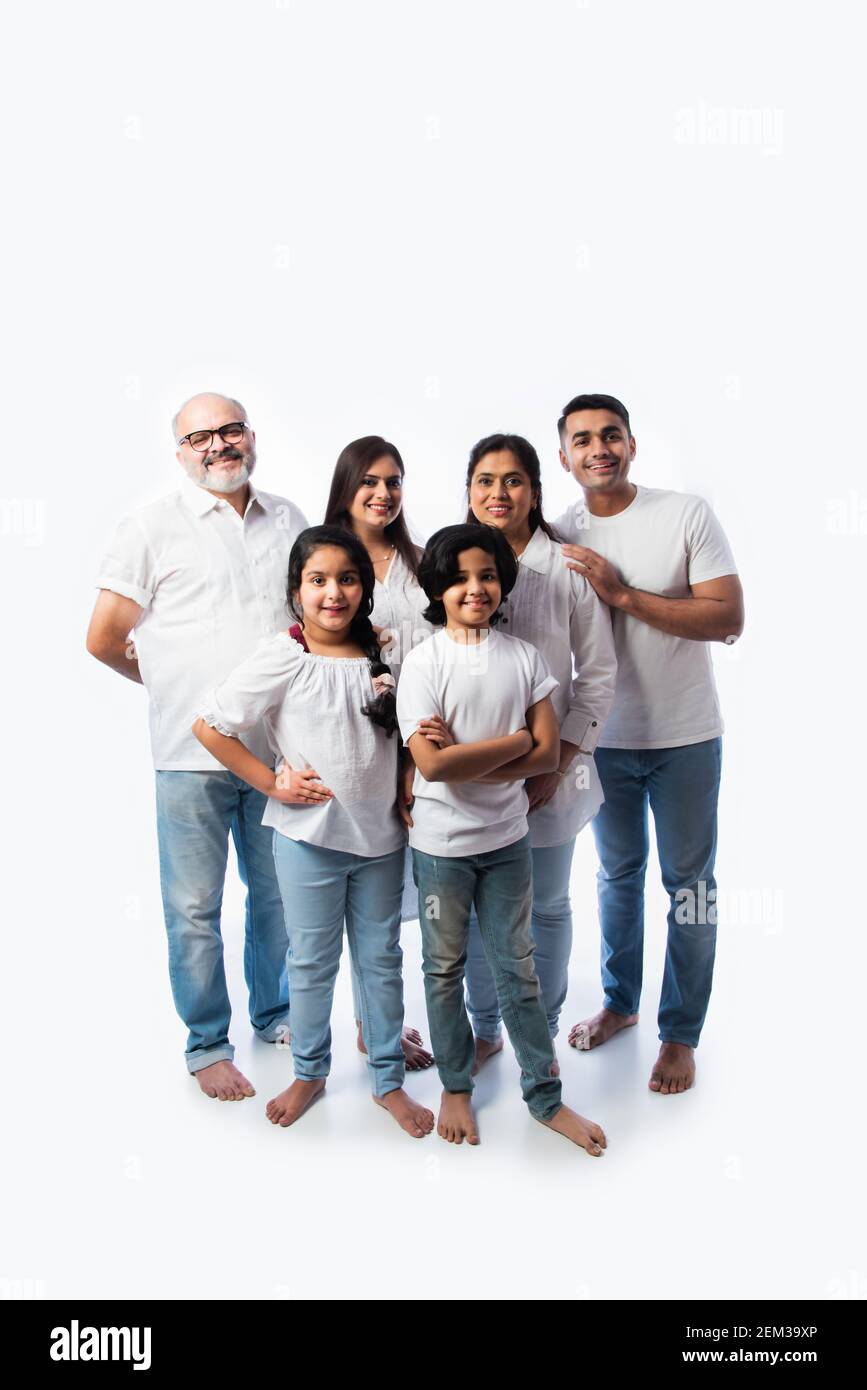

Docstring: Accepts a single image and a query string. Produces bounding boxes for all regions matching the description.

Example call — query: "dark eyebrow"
[571,426,622,442]
[305,568,359,578]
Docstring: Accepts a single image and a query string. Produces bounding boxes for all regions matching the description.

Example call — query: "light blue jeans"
[350,843,417,1024]
[593,738,722,1048]
[155,771,290,1074]
[464,837,577,1043]
[272,835,406,1096]
[411,833,561,1121]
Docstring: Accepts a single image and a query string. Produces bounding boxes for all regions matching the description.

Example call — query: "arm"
[192,720,278,795]
[562,546,744,642]
[86,590,145,683]
[473,696,560,782]
[406,726,532,784]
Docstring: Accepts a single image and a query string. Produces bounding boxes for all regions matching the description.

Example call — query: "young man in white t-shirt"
[397,523,608,1156]
[554,394,744,1095]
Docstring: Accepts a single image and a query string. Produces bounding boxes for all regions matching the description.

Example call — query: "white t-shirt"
[96,480,308,769]
[396,627,559,857]
[554,486,737,749]
[198,633,405,858]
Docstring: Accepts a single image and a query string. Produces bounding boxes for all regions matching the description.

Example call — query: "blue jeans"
[155,771,290,1074]
[464,838,577,1042]
[593,738,722,1048]
[350,843,417,1025]
[411,833,561,1121]
[272,836,406,1097]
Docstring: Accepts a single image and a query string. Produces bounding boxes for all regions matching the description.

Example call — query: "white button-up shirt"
[498,525,618,846]
[96,478,308,770]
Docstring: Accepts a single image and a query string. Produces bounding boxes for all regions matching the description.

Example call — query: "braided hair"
[286,525,398,737]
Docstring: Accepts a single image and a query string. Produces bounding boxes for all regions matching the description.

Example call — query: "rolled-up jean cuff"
[186,1045,235,1075]
[529,1095,563,1123]
[659,1033,699,1049]
[372,1072,407,1098]
[254,1019,291,1043]
[470,1021,502,1044]
[603,995,639,1019]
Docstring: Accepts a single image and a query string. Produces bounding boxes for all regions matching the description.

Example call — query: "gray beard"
[184,458,252,494]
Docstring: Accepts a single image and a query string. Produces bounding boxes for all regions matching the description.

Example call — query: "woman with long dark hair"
[323,436,436,1069]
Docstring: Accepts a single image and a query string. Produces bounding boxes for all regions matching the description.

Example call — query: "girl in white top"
[461,433,617,1063]
[322,435,437,1068]
[192,525,435,1140]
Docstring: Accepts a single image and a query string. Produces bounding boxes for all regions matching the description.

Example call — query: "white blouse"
[369,547,436,678]
[498,526,618,848]
[198,634,406,858]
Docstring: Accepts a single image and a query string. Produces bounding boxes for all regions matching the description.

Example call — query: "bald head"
[172,392,248,442]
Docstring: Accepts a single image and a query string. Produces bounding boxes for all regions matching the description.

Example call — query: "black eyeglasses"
[177,422,249,452]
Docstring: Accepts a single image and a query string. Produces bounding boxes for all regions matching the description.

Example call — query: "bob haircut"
[416,523,518,628]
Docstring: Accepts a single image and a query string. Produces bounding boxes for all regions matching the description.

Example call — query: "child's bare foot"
[374,1088,435,1138]
[356,1022,434,1070]
[194,1061,256,1101]
[471,1034,504,1074]
[568,1007,638,1051]
[437,1091,480,1145]
[538,1104,607,1156]
[649,1042,695,1094]
[265,1078,326,1127]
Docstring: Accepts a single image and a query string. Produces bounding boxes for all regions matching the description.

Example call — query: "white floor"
[5,816,864,1302]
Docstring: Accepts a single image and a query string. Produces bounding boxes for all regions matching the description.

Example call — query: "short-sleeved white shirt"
[554,486,737,749]
[396,627,559,857]
[95,479,308,769]
[199,633,405,858]
[498,526,617,846]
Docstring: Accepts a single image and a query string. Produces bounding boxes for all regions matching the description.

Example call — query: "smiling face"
[175,393,257,494]
[468,449,537,537]
[437,545,502,631]
[348,455,404,533]
[292,545,363,637]
[559,407,636,496]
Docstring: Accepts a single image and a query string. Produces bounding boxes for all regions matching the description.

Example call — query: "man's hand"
[561,544,629,608]
[272,762,334,805]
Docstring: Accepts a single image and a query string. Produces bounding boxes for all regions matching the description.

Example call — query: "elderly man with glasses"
[86,392,308,1100]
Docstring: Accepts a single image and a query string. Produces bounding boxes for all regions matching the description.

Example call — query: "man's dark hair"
[417,523,518,627]
[557,393,632,443]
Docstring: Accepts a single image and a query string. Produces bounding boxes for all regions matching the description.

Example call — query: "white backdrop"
[2,0,865,1302]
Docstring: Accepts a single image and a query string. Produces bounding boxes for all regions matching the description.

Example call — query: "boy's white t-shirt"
[554,485,737,750]
[396,627,559,857]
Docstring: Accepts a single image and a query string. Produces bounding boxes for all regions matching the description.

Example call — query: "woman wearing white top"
[322,436,436,1068]
[192,525,435,1139]
[462,433,617,1069]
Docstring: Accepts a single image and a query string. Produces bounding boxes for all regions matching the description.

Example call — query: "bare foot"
[356,1021,434,1070]
[649,1042,695,1094]
[437,1091,480,1145]
[374,1088,435,1138]
[471,1034,504,1075]
[538,1104,607,1156]
[265,1078,326,1127]
[194,1060,256,1101]
[568,1007,638,1051]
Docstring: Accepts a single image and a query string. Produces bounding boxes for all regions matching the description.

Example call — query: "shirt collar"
[179,476,268,518]
[515,525,554,574]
